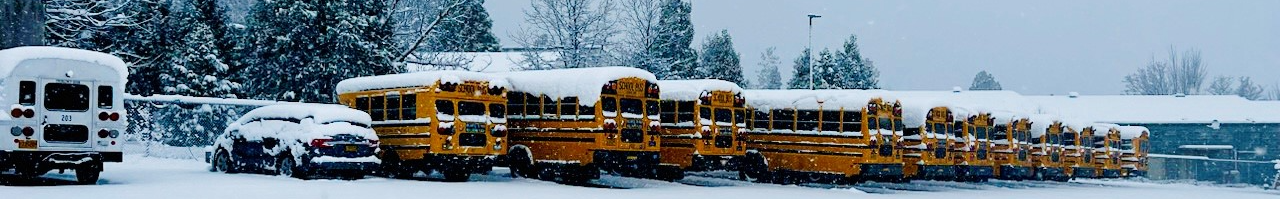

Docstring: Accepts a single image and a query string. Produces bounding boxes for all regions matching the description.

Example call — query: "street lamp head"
[807,14,822,18]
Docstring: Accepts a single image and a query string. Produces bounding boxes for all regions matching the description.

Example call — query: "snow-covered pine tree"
[754,47,783,89]
[812,49,839,89]
[1,0,45,48]
[969,70,1003,90]
[648,0,696,79]
[697,30,744,85]
[150,0,245,146]
[834,34,879,89]
[427,0,500,52]
[786,48,812,89]
[242,0,397,102]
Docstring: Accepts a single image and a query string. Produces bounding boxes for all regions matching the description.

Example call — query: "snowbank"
[0,46,129,81]
[336,70,510,93]
[657,79,743,101]
[497,66,657,105]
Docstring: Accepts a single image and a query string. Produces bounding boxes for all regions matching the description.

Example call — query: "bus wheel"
[75,161,102,185]
[507,147,536,179]
[740,152,771,183]
[380,152,414,179]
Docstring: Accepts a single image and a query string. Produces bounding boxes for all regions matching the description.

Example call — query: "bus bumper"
[593,150,660,171]
[859,163,904,180]
[998,165,1033,179]
[690,154,740,171]
[426,154,497,173]
[917,165,957,180]
[959,165,994,179]
[1073,167,1097,178]
[0,151,120,175]
[1101,169,1122,178]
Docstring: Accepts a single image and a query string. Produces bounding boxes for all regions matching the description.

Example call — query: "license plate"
[345,145,357,152]
[626,156,638,160]
[18,140,37,149]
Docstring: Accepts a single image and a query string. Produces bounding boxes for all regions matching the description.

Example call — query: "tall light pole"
[807,13,821,90]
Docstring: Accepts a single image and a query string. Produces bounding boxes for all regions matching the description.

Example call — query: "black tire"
[277,154,307,179]
[507,148,535,178]
[379,151,415,179]
[210,150,235,173]
[442,169,471,182]
[739,152,771,183]
[75,161,102,185]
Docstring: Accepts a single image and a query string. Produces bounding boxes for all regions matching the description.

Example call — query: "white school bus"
[0,47,127,184]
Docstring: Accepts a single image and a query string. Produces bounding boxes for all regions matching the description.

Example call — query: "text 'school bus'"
[1116,126,1150,177]
[1028,114,1069,182]
[654,80,746,180]
[1091,123,1124,178]
[1063,122,1097,178]
[499,67,661,183]
[740,90,904,184]
[336,71,509,181]
[0,47,127,184]
[991,114,1034,180]
[896,98,960,181]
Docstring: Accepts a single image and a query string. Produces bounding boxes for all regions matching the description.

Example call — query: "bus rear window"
[19,81,35,105]
[45,83,90,112]
[97,86,113,109]
[459,101,486,116]
[489,104,505,118]
[620,99,643,115]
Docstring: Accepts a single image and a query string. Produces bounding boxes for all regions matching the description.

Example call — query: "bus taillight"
[10,108,21,118]
[22,127,34,136]
[110,112,120,121]
[22,109,32,118]
[99,112,109,121]
[98,129,110,138]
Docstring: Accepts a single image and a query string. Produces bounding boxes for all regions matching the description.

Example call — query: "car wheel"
[277,155,299,178]
[211,150,235,173]
[75,161,102,185]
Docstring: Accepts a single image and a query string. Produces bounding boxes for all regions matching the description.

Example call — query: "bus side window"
[97,85,113,109]
[526,94,542,116]
[659,101,676,124]
[542,95,557,117]
[820,110,841,132]
[578,104,593,119]
[355,96,369,112]
[370,95,385,121]
[19,81,34,105]
[677,101,694,124]
[560,97,578,120]
[842,111,861,133]
[402,94,417,119]
[733,109,745,127]
[771,109,794,131]
[752,110,770,130]
[386,94,401,120]
[699,106,712,122]
[489,103,505,119]
[506,92,525,117]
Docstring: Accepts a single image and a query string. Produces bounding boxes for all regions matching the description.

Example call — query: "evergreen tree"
[427,0,500,52]
[648,0,696,79]
[969,70,1003,90]
[754,47,783,89]
[242,0,397,102]
[786,48,812,89]
[697,30,743,85]
[834,34,879,89]
[812,49,838,89]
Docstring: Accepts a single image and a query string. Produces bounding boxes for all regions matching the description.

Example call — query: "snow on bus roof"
[657,79,743,101]
[336,70,509,93]
[0,46,128,82]
[237,104,372,125]
[496,66,657,105]
[743,89,887,111]
[889,90,1037,127]
[1116,126,1149,139]
[1028,114,1059,137]
[1029,95,1280,124]
[1088,123,1120,136]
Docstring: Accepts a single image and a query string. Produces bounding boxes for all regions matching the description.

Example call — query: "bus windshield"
[715,108,732,123]
[620,98,643,115]
[459,101,486,116]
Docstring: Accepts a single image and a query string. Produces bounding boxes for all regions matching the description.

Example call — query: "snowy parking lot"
[3,153,1277,199]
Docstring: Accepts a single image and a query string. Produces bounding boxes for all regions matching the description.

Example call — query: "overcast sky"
[484,0,1280,95]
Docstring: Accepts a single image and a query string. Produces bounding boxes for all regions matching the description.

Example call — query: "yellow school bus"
[1028,115,1068,181]
[740,90,904,184]
[335,71,509,181]
[499,67,661,182]
[899,105,961,180]
[1117,126,1149,177]
[955,113,997,182]
[654,80,746,180]
[1091,123,1124,178]
[992,115,1034,180]
[1064,123,1097,178]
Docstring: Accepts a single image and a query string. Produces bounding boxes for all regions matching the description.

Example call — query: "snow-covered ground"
[2,147,1277,199]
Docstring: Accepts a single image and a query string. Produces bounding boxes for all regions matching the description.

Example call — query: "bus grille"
[44,124,89,143]
[459,133,486,147]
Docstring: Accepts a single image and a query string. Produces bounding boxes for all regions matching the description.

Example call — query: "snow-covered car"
[206,105,380,179]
